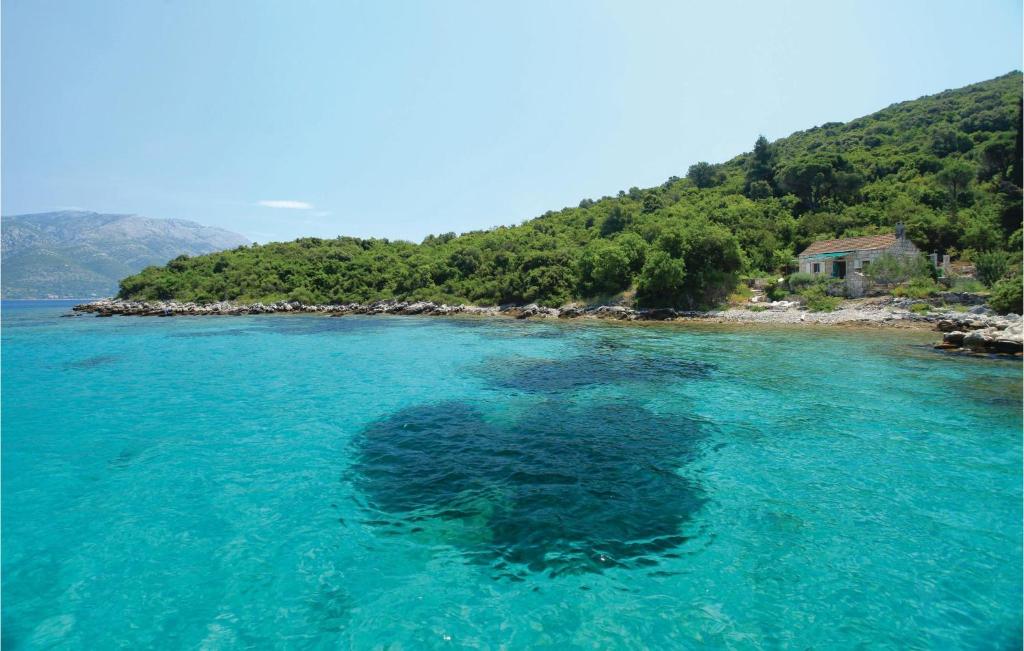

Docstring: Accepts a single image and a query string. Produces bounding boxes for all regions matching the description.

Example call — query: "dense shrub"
[949,276,986,292]
[974,251,1011,287]
[636,251,688,307]
[786,272,818,292]
[892,278,943,299]
[765,279,787,301]
[867,253,935,286]
[614,232,648,274]
[578,240,631,296]
[989,274,1023,314]
[802,285,842,312]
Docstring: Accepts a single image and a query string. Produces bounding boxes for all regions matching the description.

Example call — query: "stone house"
[796,225,923,297]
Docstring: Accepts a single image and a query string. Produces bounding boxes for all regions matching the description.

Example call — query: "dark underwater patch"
[107,445,158,470]
[167,328,256,338]
[482,352,713,393]
[442,318,567,339]
[261,316,409,337]
[109,448,138,469]
[350,399,706,576]
[64,354,119,370]
[353,402,506,514]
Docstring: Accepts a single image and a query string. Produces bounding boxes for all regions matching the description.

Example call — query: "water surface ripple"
[2,301,1021,649]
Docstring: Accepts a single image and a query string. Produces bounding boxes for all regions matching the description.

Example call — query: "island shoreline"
[70,298,1023,356]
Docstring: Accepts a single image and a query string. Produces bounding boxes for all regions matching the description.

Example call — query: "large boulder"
[992,338,1024,354]
[591,305,633,320]
[962,330,993,351]
[513,304,539,319]
[636,308,677,321]
[942,331,966,346]
[400,301,436,315]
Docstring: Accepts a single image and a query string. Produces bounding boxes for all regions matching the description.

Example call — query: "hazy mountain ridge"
[1,211,249,298]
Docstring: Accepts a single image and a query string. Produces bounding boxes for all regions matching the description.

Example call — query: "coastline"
[69,297,1024,356]
[72,296,937,325]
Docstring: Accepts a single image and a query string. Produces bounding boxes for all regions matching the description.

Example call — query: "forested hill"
[119,72,1023,308]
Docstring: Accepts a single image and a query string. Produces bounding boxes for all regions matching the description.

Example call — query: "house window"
[812,263,821,273]
[861,260,870,272]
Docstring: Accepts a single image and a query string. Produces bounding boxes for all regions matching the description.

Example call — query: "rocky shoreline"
[70,298,1022,356]
[71,296,924,323]
[933,315,1024,355]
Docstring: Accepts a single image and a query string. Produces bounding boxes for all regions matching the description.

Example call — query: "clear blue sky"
[3,0,1021,243]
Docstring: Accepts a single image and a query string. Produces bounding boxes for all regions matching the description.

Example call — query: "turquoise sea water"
[2,300,1021,649]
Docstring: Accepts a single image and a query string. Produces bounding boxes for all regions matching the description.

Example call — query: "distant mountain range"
[1,211,250,298]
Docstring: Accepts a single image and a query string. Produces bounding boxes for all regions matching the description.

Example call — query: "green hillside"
[119,72,1023,308]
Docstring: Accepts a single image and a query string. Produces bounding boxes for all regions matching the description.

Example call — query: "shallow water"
[2,301,1021,649]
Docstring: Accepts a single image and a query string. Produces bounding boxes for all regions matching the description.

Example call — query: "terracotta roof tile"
[799,233,897,256]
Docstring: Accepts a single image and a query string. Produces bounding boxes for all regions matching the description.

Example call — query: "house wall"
[799,257,845,274]
[798,252,867,275]
[798,258,818,274]
[797,239,923,297]
[887,238,920,258]
[797,238,921,276]
[846,272,870,297]
[849,248,889,274]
